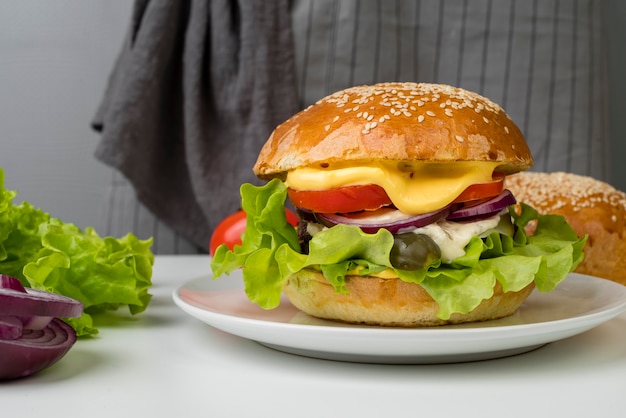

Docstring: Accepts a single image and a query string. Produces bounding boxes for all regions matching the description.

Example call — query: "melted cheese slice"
[285,161,501,214]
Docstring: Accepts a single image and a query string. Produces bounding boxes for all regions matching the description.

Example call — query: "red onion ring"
[316,205,455,234]
[1,274,27,293]
[0,274,84,319]
[0,316,23,340]
[447,190,516,221]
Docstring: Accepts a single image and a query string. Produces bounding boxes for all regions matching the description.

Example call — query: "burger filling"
[300,210,512,267]
[287,160,515,273]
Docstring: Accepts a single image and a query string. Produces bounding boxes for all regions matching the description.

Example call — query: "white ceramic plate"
[173,271,626,364]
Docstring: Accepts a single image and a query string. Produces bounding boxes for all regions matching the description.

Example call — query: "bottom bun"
[283,269,535,327]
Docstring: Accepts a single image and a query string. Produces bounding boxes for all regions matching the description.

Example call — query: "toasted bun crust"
[284,269,535,327]
[254,82,532,180]
[506,171,626,285]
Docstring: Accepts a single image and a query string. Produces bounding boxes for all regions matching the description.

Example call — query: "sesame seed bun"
[506,171,626,285]
[253,82,532,180]
[284,269,536,327]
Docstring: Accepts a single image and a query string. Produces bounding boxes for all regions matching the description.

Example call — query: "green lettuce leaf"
[0,168,154,336]
[211,179,587,320]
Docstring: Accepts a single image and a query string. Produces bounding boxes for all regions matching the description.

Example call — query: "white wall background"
[0,1,625,239]
[0,1,132,233]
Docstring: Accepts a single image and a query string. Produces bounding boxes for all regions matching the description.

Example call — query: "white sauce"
[411,215,501,263]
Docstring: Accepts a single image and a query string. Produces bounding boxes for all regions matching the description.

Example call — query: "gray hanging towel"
[92,0,299,249]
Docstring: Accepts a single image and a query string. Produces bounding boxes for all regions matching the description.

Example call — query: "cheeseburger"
[211,82,586,326]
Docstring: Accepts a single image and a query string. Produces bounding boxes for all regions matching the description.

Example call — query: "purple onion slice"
[316,205,455,234]
[0,274,82,379]
[0,318,77,380]
[0,274,27,293]
[0,275,83,319]
[0,316,23,340]
[447,190,516,221]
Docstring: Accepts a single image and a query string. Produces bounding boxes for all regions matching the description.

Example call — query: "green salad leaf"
[0,168,154,336]
[211,179,587,320]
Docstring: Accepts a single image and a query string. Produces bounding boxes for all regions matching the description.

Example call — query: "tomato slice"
[209,209,298,255]
[287,185,392,214]
[452,174,505,203]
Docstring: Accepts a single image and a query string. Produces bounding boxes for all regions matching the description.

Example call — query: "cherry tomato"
[287,184,392,214]
[209,208,299,255]
[452,174,505,203]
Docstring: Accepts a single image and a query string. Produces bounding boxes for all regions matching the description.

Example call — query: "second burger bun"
[254,82,533,180]
[506,171,626,285]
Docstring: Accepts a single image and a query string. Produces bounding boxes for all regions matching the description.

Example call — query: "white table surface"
[2,254,626,417]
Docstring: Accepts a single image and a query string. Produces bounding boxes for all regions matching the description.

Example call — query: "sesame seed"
[367,114,374,121]
[333,116,339,122]
[483,116,489,124]
[455,135,465,143]
[426,110,436,117]
[445,109,454,117]
[504,126,510,134]
[418,115,425,122]
[325,125,330,131]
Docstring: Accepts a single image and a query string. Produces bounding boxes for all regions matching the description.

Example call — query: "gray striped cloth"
[292,0,610,178]
[96,0,610,254]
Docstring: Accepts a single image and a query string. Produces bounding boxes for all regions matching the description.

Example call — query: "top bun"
[254,82,533,180]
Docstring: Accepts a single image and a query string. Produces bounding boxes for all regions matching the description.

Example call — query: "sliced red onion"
[0,316,23,340]
[0,274,79,338]
[0,274,82,379]
[0,318,77,380]
[0,282,84,319]
[20,315,55,330]
[447,189,516,221]
[0,274,27,293]
[316,205,455,234]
